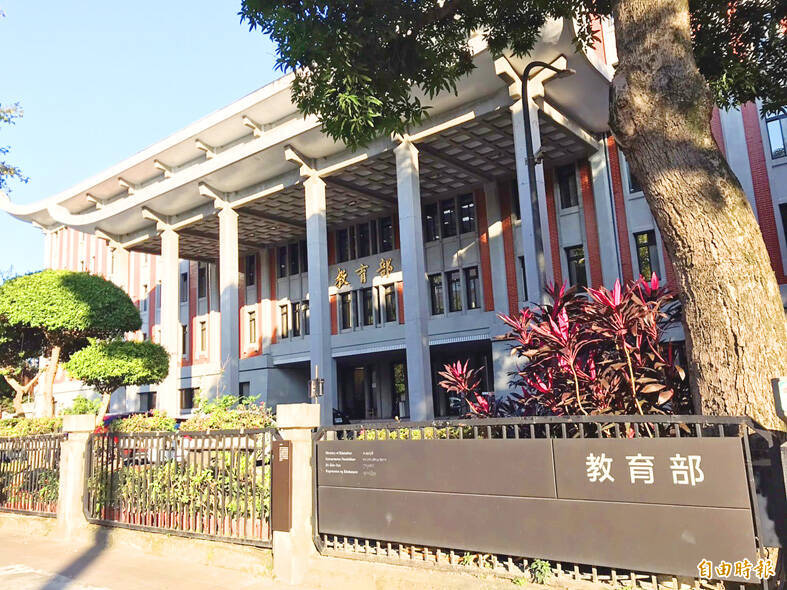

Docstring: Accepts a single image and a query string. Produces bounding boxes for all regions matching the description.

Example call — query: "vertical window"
[429,274,444,315]
[180,388,194,411]
[181,324,188,356]
[510,179,521,220]
[459,193,476,233]
[303,301,310,335]
[292,303,301,337]
[370,219,379,254]
[340,292,352,330]
[155,282,161,311]
[766,113,786,159]
[277,246,287,278]
[179,272,188,303]
[447,270,462,312]
[141,284,148,312]
[245,254,256,287]
[336,228,349,263]
[518,256,528,301]
[358,222,370,258]
[361,287,374,326]
[349,226,357,260]
[557,164,579,209]
[634,230,661,280]
[464,266,480,310]
[440,198,457,237]
[627,162,643,193]
[379,217,393,252]
[199,321,207,352]
[280,304,289,339]
[239,382,250,401]
[288,243,300,275]
[383,285,396,322]
[197,264,207,298]
[248,310,257,344]
[780,204,787,241]
[565,245,588,288]
[423,202,439,241]
[300,239,308,272]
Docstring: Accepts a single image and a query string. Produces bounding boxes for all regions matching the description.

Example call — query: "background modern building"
[3,19,787,424]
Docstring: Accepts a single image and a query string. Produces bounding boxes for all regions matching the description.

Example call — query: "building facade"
[4,19,787,424]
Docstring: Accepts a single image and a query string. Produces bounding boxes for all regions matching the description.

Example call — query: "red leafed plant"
[439,275,691,418]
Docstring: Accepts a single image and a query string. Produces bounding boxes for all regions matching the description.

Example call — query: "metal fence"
[84,428,278,547]
[314,415,774,590]
[0,433,64,517]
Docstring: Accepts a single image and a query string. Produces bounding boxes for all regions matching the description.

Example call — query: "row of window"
[423,193,476,241]
[280,300,310,339]
[335,216,395,264]
[428,267,481,315]
[338,284,399,331]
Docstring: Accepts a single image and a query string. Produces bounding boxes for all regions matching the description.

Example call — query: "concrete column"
[57,415,97,541]
[110,246,130,291]
[510,95,550,302]
[304,175,336,425]
[483,181,510,333]
[218,206,240,397]
[272,403,320,585]
[589,145,621,287]
[394,138,434,421]
[159,228,181,416]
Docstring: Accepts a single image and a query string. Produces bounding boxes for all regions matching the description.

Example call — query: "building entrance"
[337,353,409,421]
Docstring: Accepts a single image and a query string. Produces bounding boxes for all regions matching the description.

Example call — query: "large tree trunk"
[39,346,61,418]
[611,0,787,430]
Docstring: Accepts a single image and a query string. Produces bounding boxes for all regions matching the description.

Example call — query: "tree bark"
[3,373,40,416]
[611,0,787,430]
[39,346,61,418]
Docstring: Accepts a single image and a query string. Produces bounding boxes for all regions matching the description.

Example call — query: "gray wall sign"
[316,438,758,582]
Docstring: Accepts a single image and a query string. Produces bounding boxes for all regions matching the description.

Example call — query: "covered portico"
[1,19,613,424]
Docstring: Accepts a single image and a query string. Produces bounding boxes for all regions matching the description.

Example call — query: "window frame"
[447,269,463,312]
[464,266,480,310]
[565,245,588,288]
[245,254,257,287]
[633,230,661,280]
[383,284,397,323]
[556,164,580,209]
[280,304,289,339]
[766,111,787,160]
[429,273,444,315]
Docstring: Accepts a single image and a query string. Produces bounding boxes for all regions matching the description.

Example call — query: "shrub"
[528,559,552,584]
[107,410,176,433]
[0,417,61,437]
[180,395,275,431]
[61,395,101,415]
[439,275,690,417]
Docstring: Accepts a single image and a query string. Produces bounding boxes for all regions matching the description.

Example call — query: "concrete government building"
[3,19,787,424]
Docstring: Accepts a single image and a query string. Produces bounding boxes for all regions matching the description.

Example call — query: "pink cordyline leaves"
[438,275,689,418]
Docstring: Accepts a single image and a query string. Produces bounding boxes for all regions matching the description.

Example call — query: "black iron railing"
[0,433,64,517]
[85,428,278,547]
[314,415,774,590]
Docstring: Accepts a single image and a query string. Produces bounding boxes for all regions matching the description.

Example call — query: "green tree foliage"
[64,339,169,417]
[0,270,143,416]
[61,394,102,416]
[239,0,785,148]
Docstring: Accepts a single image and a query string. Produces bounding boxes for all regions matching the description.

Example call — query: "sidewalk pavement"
[0,531,272,590]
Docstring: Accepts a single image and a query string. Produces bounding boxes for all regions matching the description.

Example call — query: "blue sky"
[0,1,278,275]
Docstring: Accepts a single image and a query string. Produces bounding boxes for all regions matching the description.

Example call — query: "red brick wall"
[473,188,495,312]
[544,169,563,285]
[397,282,405,323]
[741,102,786,283]
[330,294,338,335]
[496,179,521,315]
[710,107,725,157]
[578,160,604,287]
[268,248,278,344]
[606,136,635,283]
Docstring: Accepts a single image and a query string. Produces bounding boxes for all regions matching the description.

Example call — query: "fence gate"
[314,416,774,589]
[84,428,288,548]
[0,433,64,517]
